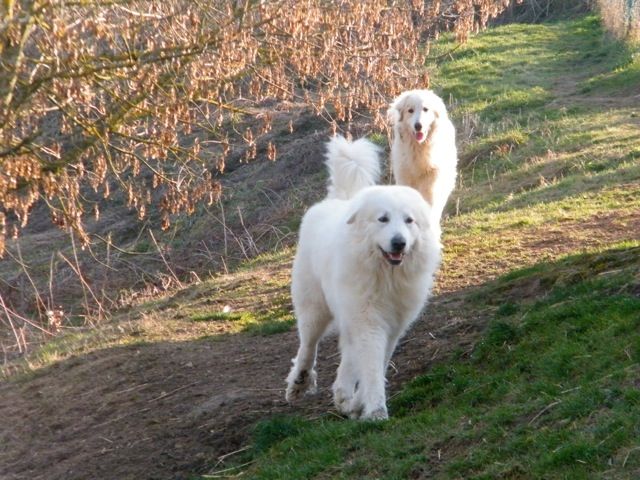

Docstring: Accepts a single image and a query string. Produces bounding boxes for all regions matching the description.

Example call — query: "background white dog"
[285,136,441,420]
[388,89,458,232]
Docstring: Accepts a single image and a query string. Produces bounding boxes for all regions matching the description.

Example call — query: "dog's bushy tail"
[325,136,380,200]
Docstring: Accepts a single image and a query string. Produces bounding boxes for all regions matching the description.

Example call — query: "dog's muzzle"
[380,235,407,266]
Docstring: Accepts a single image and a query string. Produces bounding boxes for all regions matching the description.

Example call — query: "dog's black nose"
[414,122,422,132]
[391,235,406,253]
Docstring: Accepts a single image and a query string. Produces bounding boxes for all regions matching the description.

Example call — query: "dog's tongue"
[415,131,424,142]
[389,252,403,261]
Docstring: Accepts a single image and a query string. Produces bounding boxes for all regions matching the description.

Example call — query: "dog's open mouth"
[379,247,405,266]
[414,131,424,142]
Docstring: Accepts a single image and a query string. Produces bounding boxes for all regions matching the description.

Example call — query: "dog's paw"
[332,387,355,415]
[360,405,388,421]
[285,368,317,402]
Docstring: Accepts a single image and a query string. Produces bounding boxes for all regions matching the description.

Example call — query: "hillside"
[1,13,639,480]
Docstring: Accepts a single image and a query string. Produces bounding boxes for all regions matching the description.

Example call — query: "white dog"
[388,89,458,231]
[285,136,441,420]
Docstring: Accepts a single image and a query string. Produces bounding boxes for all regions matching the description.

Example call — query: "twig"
[92,407,152,429]
[48,252,55,311]
[0,295,24,354]
[528,400,561,426]
[7,244,47,315]
[58,249,105,323]
[236,206,260,257]
[204,460,255,478]
[623,446,640,468]
[596,426,624,447]
[114,4,166,19]
[70,231,93,323]
[220,201,229,257]
[214,446,251,468]
[426,42,463,61]
[0,293,53,336]
[560,386,581,394]
[91,233,156,256]
[148,230,185,289]
[112,383,151,396]
[148,381,199,403]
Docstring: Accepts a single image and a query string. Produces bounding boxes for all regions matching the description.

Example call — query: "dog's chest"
[367,268,423,321]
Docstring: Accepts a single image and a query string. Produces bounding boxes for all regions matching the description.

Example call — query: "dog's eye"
[405,217,414,224]
[423,107,429,112]
[407,108,414,114]
[378,215,389,223]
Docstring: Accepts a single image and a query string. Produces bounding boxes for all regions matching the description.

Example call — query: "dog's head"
[346,186,432,267]
[387,90,448,144]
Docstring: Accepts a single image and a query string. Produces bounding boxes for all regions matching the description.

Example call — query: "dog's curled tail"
[325,136,381,200]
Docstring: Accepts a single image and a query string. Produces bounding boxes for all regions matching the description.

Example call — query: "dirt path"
[1,209,637,479]
[0,294,481,480]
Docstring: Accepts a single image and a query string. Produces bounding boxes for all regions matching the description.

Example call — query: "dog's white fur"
[388,89,458,231]
[285,136,441,420]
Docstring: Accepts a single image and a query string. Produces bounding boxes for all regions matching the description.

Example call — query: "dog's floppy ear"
[386,104,401,125]
[387,92,408,125]
[415,205,430,229]
[429,91,448,119]
[345,202,362,225]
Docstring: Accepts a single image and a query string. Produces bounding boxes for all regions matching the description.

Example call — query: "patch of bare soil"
[1,209,638,479]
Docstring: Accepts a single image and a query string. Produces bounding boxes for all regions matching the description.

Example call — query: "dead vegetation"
[1,0,514,359]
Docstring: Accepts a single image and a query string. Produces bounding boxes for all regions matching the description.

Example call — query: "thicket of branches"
[0,0,512,255]
[0,0,512,357]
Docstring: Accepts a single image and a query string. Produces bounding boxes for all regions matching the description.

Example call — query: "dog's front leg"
[332,340,358,416]
[339,322,389,420]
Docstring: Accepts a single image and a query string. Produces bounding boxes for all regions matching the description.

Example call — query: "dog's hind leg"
[285,300,331,402]
[383,330,402,375]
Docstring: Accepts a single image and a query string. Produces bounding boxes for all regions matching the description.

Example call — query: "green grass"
[229,244,640,479]
[432,15,640,218]
[189,301,295,335]
[191,308,295,335]
[580,48,640,94]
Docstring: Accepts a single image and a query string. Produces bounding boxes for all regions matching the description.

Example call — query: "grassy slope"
[4,248,296,375]
[3,12,639,478]
[216,15,640,479]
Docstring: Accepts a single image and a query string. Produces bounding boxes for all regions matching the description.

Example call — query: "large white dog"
[388,89,458,231]
[285,136,441,420]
